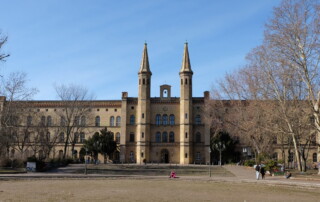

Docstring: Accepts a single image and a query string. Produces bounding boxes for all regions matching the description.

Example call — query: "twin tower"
[133,42,202,164]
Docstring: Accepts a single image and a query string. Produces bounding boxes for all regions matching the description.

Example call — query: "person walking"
[254,164,261,180]
[260,166,265,179]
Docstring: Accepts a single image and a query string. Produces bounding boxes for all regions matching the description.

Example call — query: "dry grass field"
[0,178,319,202]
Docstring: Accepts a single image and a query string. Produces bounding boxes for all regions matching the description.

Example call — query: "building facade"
[0,43,211,164]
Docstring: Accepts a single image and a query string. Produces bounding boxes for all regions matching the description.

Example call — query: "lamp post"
[209,148,212,177]
[214,142,225,166]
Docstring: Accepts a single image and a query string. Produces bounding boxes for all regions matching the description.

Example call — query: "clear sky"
[0,0,281,100]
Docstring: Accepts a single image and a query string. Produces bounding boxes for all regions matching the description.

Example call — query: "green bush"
[264,159,277,171]
[244,159,255,167]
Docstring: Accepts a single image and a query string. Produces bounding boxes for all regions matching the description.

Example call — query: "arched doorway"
[160,149,169,163]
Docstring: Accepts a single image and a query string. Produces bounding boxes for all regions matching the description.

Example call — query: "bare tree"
[0,32,9,62]
[262,0,320,172]
[54,84,94,159]
[0,72,38,159]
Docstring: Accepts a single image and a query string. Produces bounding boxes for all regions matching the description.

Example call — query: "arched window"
[195,115,201,125]
[130,133,135,142]
[27,116,32,126]
[169,132,174,142]
[156,132,161,143]
[110,116,115,126]
[116,132,120,143]
[130,115,135,125]
[74,116,80,126]
[40,116,46,126]
[59,132,65,143]
[39,132,45,143]
[196,132,201,143]
[74,132,79,143]
[116,116,121,126]
[162,114,168,125]
[156,114,161,125]
[81,116,86,126]
[169,114,175,125]
[95,116,100,127]
[80,132,85,143]
[313,153,317,162]
[47,116,52,126]
[60,116,66,126]
[288,152,294,162]
[162,132,168,142]
[46,132,50,141]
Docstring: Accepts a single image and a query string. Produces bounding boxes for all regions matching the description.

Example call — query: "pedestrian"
[169,170,177,178]
[254,164,261,180]
[285,171,292,179]
[260,166,265,179]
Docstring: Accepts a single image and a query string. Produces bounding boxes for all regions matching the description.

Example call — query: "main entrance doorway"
[160,149,169,163]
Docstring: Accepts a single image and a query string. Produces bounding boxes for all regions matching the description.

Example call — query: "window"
[162,114,168,125]
[116,132,120,143]
[95,116,100,127]
[313,153,317,163]
[142,113,144,119]
[81,116,86,126]
[156,114,161,125]
[110,116,115,126]
[74,116,80,126]
[141,132,144,138]
[162,132,168,142]
[141,152,144,158]
[46,132,50,141]
[40,116,45,126]
[185,78,188,85]
[288,152,294,162]
[27,116,32,126]
[195,115,201,125]
[273,153,278,161]
[80,133,85,143]
[169,114,175,125]
[130,151,134,162]
[130,115,135,125]
[195,132,201,143]
[185,153,188,158]
[169,132,174,142]
[143,79,145,85]
[116,116,121,126]
[74,132,79,143]
[47,116,52,126]
[39,132,45,143]
[156,132,161,143]
[196,152,201,161]
[185,132,188,138]
[130,133,135,142]
[59,132,65,143]
[185,113,188,119]
[60,116,66,126]
[181,79,183,85]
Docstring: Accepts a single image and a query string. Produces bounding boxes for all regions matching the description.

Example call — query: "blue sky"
[0,0,281,100]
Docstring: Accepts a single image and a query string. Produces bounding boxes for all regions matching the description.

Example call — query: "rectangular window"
[141,152,144,158]
[142,113,144,119]
[196,152,201,161]
[185,153,188,158]
[185,113,188,119]
[142,132,144,138]
[185,132,188,138]
[130,133,135,142]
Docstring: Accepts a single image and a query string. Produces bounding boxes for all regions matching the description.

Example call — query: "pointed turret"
[180,42,193,74]
[139,43,151,74]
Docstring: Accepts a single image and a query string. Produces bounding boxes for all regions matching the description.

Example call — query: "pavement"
[1,164,320,189]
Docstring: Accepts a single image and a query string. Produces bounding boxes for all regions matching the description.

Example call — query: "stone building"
[0,43,211,164]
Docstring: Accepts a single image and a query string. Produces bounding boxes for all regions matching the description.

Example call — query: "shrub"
[244,159,255,167]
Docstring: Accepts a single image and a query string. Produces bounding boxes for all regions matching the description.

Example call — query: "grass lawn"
[80,164,234,177]
[0,178,319,202]
[0,168,26,174]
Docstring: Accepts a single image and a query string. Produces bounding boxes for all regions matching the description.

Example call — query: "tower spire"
[139,43,151,74]
[180,42,193,73]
